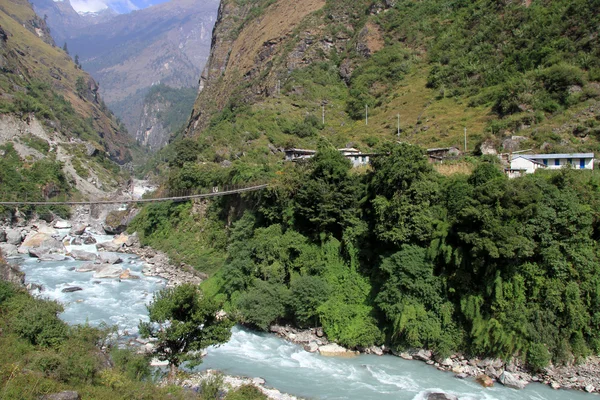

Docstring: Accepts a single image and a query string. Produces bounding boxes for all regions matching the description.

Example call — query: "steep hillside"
[136,84,197,150]
[186,0,600,162]
[0,0,135,209]
[58,0,219,140]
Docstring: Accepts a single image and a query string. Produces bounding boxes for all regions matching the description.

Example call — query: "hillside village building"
[508,153,594,178]
[284,148,375,167]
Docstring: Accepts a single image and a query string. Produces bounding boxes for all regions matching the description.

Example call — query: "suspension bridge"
[0,184,269,206]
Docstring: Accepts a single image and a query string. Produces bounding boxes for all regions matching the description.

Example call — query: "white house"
[507,156,547,178]
[508,153,594,177]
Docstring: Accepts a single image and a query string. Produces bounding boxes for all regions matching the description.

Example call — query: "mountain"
[29,0,117,46]
[0,0,136,201]
[42,0,219,150]
[185,0,600,163]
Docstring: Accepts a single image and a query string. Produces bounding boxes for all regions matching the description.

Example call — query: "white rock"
[98,253,122,264]
[70,250,97,261]
[93,265,123,279]
[318,343,357,357]
[6,229,23,245]
[53,220,72,229]
[499,371,528,390]
[585,385,595,393]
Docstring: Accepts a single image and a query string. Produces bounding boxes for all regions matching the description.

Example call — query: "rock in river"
[426,392,458,400]
[93,265,123,279]
[475,374,494,388]
[70,250,97,261]
[61,286,83,293]
[499,371,528,390]
[69,224,87,236]
[98,253,122,264]
[96,241,122,252]
[318,343,358,357]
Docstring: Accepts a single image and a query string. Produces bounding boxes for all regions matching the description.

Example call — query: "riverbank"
[176,370,300,400]
[269,324,600,394]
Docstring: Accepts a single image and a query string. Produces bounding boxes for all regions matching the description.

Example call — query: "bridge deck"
[0,184,268,206]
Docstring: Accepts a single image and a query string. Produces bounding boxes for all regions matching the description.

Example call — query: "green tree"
[62,42,69,54]
[75,77,86,97]
[139,284,233,379]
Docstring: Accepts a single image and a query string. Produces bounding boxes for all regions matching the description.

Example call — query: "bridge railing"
[0,183,269,206]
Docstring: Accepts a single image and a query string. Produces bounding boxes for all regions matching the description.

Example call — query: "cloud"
[69,0,141,14]
[70,0,109,13]
[105,0,139,13]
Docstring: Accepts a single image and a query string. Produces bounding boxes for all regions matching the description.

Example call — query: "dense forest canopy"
[131,142,600,369]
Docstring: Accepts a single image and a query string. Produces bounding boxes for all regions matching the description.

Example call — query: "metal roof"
[512,153,594,160]
[511,156,547,167]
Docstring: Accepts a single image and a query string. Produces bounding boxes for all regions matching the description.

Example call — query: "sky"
[62,0,171,14]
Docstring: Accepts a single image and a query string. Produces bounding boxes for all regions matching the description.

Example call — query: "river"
[16,230,598,400]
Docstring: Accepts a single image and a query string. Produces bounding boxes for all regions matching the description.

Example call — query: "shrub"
[10,297,68,347]
[527,343,551,372]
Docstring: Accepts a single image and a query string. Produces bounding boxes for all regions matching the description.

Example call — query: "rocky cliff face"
[187,0,332,135]
[136,99,171,151]
[185,0,389,137]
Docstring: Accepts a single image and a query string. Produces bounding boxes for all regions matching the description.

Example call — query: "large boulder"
[96,241,122,252]
[0,258,24,285]
[27,237,66,258]
[475,374,494,388]
[6,229,22,245]
[69,224,87,236]
[103,209,136,235]
[0,243,18,257]
[37,253,67,261]
[53,220,72,229]
[98,253,122,264]
[93,265,123,279]
[499,371,528,390]
[35,224,58,236]
[61,286,83,293]
[82,235,97,245]
[41,391,80,400]
[318,343,358,357]
[413,349,433,362]
[76,263,103,273]
[113,233,129,245]
[70,250,97,261]
[426,392,458,400]
[19,232,52,252]
[119,269,139,280]
[0,230,6,242]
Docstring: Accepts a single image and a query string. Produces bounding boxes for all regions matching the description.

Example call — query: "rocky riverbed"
[269,324,600,395]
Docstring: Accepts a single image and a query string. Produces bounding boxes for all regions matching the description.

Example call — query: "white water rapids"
[15,229,597,400]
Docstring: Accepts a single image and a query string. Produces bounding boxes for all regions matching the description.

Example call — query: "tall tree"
[139,284,233,379]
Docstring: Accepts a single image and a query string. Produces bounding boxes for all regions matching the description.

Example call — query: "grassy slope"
[185,0,600,163]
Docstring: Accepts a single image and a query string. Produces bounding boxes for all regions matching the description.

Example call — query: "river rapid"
[16,230,598,400]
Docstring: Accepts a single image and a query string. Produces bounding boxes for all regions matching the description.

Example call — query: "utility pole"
[397,113,400,138]
[366,105,369,126]
[322,104,325,125]
[464,127,467,153]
